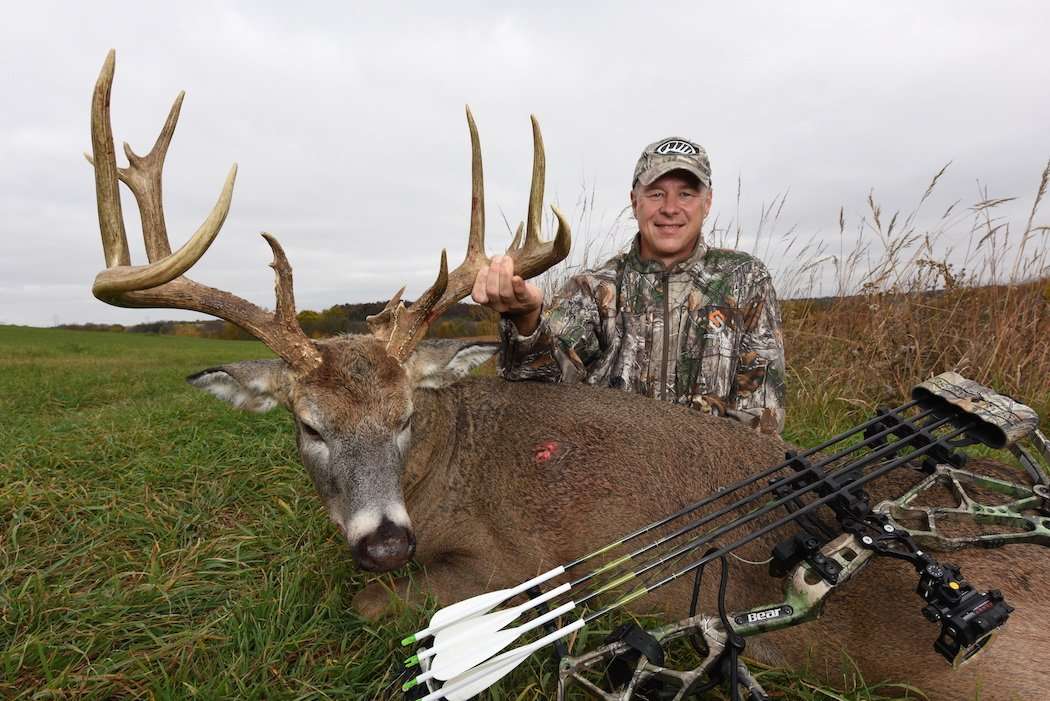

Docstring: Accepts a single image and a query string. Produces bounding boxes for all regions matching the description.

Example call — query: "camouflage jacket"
[498,235,786,433]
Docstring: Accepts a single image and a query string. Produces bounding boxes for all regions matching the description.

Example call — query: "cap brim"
[636,162,710,188]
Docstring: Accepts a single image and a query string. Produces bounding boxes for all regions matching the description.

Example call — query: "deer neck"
[401,385,461,505]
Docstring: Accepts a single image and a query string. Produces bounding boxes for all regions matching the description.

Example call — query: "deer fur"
[192,334,1050,701]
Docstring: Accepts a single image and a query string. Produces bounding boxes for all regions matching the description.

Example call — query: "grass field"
[1,327,410,699]
[2,323,1047,700]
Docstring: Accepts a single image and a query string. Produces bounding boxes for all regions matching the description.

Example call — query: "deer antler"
[368,107,572,362]
[87,50,323,373]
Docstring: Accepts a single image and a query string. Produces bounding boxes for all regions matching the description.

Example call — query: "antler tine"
[465,105,486,264]
[511,201,571,278]
[264,232,300,327]
[508,221,524,251]
[365,285,406,336]
[376,106,487,362]
[510,115,571,277]
[369,252,449,357]
[91,50,130,269]
[378,111,572,363]
[87,50,322,374]
[261,233,323,369]
[524,115,544,249]
[119,90,184,262]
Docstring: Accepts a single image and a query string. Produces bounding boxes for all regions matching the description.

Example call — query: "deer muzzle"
[352,516,417,572]
[336,500,416,572]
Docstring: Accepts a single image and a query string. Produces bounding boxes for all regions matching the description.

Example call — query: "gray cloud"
[2,1,1048,325]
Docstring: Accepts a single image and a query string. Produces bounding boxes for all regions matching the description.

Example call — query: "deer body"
[399,376,791,596]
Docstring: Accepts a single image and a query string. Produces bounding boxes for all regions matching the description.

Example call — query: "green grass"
[0,325,1034,700]
[1,327,413,699]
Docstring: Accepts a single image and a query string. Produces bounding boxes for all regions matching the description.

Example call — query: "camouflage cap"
[632,137,711,189]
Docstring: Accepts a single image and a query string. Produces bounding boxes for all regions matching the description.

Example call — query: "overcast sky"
[2,1,1048,326]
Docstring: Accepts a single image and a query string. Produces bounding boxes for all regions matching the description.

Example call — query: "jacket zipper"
[659,271,670,400]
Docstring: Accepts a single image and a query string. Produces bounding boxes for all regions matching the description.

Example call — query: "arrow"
[403,420,974,699]
[400,566,565,645]
[418,585,649,701]
[415,618,587,701]
[399,401,928,647]
[404,601,576,689]
[404,409,954,695]
[405,582,571,669]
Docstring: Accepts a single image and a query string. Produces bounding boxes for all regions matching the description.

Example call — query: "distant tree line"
[59,301,499,340]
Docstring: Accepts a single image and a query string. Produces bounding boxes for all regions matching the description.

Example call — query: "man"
[472,137,786,434]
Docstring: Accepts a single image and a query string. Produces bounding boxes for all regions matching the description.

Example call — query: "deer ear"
[405,340,498,389]
[186,359,292,413]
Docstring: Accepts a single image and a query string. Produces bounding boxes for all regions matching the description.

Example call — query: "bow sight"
[399,373,1048,701]
[920,563,1012,667]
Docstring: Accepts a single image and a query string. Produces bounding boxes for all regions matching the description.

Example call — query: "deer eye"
[398,416,412,433]
[300,421,323,441]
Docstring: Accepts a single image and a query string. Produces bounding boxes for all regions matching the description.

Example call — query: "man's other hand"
[471,255,544,335]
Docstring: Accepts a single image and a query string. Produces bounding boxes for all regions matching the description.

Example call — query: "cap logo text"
[654,140,699,156]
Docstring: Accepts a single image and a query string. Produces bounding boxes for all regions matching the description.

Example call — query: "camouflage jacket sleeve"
[729,268,786,434]
[498,273,609,383]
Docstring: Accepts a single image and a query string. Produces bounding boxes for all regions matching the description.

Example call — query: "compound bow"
[399,373,1048,701]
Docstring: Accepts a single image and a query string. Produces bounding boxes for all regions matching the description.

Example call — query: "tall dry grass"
[771,161,1050,433]
[533,161,1050,437]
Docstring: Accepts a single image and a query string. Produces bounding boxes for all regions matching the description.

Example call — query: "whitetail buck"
[87,51,1048,700]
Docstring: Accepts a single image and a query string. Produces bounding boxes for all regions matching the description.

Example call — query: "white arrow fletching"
[442,647,530,701]
[426,582,572,660]
[408,565,565,643]
[418,619,585,701]
[431,601,576,680]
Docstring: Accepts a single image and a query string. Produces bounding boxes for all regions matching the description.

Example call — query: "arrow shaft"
[404,402,926,645]
[572,412,953,609]
[573,406,937,588]
[415,419,974,700]
[590,421,975,618]
[562,399,921,571]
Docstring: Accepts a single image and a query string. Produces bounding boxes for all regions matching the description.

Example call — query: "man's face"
[631,171,713,266]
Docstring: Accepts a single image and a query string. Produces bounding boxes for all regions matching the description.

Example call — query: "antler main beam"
[369,106,572,362]
[87,50,322,373]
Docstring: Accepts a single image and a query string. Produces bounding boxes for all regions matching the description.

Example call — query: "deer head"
[86,51,570,572]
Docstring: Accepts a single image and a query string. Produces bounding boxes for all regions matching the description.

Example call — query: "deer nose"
[353,518,416,572]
